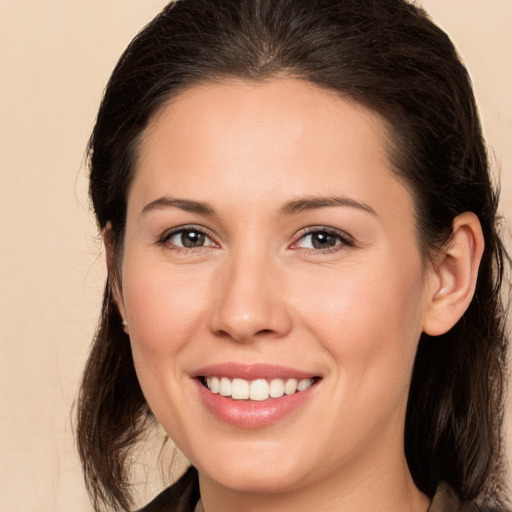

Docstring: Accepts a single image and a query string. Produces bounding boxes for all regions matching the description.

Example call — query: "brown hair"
[77,0,510,510]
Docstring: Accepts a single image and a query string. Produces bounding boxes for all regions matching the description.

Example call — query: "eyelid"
[156,224,353,252]
[290,226,354,250]
[158,224,219,249]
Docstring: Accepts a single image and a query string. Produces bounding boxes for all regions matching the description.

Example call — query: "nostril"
[256,329,273,335]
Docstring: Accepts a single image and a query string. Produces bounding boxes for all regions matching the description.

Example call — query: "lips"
[192,363,321,428]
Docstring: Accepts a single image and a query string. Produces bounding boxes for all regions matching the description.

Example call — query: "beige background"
[0,1,510,510]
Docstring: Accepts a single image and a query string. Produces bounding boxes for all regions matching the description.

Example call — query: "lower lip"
[195,379,318,428]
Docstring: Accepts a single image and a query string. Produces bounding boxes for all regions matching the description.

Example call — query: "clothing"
[428,483,480,512]
[137,466,483,512]
[137,467,199,512]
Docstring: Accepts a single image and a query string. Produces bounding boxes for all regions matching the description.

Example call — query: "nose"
[208,251,293,343]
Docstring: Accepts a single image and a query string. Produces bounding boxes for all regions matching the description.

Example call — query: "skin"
[110,78,484,512]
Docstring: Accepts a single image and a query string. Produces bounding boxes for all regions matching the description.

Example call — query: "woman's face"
[117,79,436,494]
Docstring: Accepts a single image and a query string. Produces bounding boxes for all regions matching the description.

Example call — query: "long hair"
[77,0,510,510]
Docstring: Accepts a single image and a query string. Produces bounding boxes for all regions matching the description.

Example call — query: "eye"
[163,226,217,249]
[293,228,353,251]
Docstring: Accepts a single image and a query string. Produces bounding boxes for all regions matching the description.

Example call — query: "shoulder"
[429,483,508,512]
[136,466,199,512]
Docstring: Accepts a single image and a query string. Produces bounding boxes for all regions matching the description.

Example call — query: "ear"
[102,223,127,326]
[422,212,484,336]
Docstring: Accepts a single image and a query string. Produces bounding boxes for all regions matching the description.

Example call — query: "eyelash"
[158,225,354,254]
[291,226,354,254]
[158,225,219,254]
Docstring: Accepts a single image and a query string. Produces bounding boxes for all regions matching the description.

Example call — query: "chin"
[191,441,312,494]
[201,464,307,494]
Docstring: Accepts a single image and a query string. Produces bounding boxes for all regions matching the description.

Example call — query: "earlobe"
[102,223,128,328]
[422,212,484,336]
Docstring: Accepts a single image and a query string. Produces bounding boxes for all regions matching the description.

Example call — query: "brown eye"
[310,231,339,249]
[181,230,206,248]
[295,228,352,251]
[165,227,215,249]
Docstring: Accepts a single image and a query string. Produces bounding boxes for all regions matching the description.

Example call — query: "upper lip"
[191,363,319,380]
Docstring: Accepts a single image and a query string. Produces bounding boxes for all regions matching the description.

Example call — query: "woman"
[76,0,510,511]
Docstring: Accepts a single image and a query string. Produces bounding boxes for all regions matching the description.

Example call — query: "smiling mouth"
[200,376,320,401]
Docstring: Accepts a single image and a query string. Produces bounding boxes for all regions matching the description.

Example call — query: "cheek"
[120,256,215,433]
[121,255,212,365]
[293,255,426,385]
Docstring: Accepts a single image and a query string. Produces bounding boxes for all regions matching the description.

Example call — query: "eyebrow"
[140,195,376,217]
[141,197,215,216]
[281,196,377,216]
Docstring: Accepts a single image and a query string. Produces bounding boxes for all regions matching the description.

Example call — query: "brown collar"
[428,483,479,512]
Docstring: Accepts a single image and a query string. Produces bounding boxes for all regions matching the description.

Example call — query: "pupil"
[312,232,336,249]
[182,230,205,248]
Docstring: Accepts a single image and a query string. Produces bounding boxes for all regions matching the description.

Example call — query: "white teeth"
[204,376,315,401]
[249,379,269,401]
[297,378,313,392]
[284,378,298,395]
[231,378,249,399]
[269,378,285,398]
[209,376,219,394]
[219,377,231,396]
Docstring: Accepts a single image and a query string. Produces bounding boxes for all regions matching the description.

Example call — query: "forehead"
[132,78,413,225]
[141,78,392,165]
